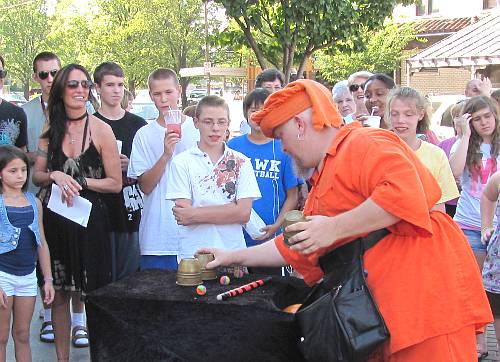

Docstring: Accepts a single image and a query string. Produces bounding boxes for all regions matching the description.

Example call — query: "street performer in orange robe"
[199,79,492,361]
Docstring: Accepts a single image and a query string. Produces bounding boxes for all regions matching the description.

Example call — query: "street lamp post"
[204,0,211,95]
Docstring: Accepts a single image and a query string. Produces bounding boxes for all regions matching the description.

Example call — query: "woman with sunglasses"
[32,64,121,362]
[347,71,372,116]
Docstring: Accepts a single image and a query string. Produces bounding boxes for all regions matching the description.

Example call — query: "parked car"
[187,89,207,106]
[130,101,159,123]
[3,92,27,107]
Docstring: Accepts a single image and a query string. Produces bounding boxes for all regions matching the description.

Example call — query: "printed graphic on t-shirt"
[123,185,144,218]
[254,158,281,180]
[200,152,245,200]
[0,119,21,145]
[467,157,497,198]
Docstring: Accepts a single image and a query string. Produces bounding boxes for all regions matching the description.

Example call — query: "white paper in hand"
[244,209,267,239]
[47,184,92,227]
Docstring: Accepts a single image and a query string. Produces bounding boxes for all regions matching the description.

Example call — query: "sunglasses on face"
[38,69,58,80]
[66,80,93,89]
[0,70,7,79]
[349,83,364,92]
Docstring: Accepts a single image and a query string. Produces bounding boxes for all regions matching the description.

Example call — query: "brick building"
[394,0,500,96]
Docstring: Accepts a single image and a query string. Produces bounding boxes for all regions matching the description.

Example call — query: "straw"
[371,107,376,116]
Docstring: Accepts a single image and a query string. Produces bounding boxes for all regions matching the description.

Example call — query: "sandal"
[40,321,55,343]
[71,325,89,348]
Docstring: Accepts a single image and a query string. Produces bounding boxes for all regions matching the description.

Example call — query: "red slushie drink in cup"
[165,109,182,137]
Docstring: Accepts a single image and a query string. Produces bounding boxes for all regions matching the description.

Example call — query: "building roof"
[408,12,500,70]
[409,17,473,36]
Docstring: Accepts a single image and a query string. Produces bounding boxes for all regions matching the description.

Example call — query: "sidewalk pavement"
[7,295,90,362]
[485,323,499,361]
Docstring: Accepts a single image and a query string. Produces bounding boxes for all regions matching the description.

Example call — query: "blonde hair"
[121,89,133,110]
[385,86,431,134]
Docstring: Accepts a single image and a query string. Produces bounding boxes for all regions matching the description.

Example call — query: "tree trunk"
[24,78,30,101]
[296,53,311,80]
[128,80,136,96]
[180,77,190,110]
[235,18,267,70]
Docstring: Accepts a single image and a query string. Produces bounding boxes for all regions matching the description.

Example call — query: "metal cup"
[176,258,203,286]
[283,210,308,247]
[194,252,217,280]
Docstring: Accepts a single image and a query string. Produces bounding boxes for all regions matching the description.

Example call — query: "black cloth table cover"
[86,269,312,362]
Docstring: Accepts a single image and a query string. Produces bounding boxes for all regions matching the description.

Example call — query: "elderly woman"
[33,64,121,362]
[332,81,356,122]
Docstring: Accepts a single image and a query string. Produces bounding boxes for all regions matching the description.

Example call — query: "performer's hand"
[197,248,234,269]
[287,215,337,254]
[0,288,7,309]
[172,201,196,225]
[255,223,279,241]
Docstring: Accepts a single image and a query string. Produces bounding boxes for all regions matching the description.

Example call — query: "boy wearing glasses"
[128,68,199,270]
[0,55,27,151]
[166,95,261,259]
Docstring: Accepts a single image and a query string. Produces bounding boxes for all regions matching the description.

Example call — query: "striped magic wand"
[216,277,272,301]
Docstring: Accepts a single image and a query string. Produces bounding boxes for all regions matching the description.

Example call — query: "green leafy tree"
[215,0,415,83]
[0,0,50,98]
[316,23,420,83]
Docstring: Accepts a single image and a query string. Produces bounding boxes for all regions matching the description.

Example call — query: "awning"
[407,12,500,71]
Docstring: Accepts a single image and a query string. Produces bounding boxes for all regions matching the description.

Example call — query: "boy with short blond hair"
[128,68,199,270]
[166,95,261,258]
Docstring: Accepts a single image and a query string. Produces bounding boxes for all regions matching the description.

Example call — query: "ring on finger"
[63,184,69,191]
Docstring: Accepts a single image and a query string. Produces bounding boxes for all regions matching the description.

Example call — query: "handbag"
[295,229,390,362]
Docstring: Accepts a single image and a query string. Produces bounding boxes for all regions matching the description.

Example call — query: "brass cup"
[283,210,307,247]
[176,258,203,286]
[194,252,217,280]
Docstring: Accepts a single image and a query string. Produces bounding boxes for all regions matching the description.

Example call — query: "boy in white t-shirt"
[166,95,261,259]
[128,68,199,270]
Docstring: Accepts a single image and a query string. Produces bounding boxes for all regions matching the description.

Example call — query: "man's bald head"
[465,79,482,97]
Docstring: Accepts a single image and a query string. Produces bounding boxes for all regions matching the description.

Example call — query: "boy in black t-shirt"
[93,62,146,281]
[0,55,27,150]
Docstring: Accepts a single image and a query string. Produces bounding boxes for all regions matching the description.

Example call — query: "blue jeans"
[462,229,486,252]
[140,255,178,271]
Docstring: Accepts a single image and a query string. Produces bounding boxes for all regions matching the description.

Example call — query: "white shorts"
[0,269,37,297]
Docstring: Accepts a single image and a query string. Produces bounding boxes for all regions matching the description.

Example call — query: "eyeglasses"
[349,83,364,92]
[200,119,229,127]
[66,80,93,89]
[0,70,7,79]
[38,69,58,80]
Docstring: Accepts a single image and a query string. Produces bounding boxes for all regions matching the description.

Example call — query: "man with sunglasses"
[0,54,27,152]
[22,52,60,172]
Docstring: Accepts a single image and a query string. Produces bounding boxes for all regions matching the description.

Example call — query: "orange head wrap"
[251,79,343,138]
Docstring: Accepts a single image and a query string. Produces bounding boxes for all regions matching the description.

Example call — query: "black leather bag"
[295,230,390,362]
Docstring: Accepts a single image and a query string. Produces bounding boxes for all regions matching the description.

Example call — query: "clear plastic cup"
[363,116,381,128]
[164,109,182,137]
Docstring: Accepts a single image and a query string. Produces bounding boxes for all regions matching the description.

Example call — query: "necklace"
[67,112,87,122]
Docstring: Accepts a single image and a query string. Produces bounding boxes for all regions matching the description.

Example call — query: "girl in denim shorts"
[0,145,54,361]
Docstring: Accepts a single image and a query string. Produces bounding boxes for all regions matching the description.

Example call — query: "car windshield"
[130,103,159,122]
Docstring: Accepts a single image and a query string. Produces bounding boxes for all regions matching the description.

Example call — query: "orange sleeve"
[274,234,324,286]
[360,136,440,236]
